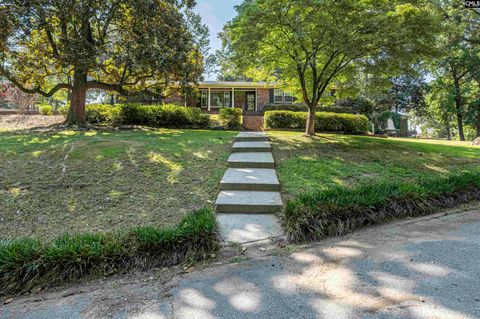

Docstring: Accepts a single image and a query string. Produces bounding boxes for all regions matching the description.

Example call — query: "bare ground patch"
[0,114,64,131]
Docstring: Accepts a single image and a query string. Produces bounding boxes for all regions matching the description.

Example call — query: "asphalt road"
[2,206,480,319]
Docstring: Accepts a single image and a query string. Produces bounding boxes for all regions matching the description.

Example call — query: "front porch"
[197,81,274,115]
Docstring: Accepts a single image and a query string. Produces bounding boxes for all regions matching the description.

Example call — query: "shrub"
[283,173,480,242]
[265,110,369,133]
[86,104,120,125]
[263,103,358,114]
[39,104,53,115]
[334,97,374,116]
[118,103,210,129]
[58,104,69,118]
[218,108,242,129]
[263,103,308,112]
[0,208,218,294]
[318,106,355,114]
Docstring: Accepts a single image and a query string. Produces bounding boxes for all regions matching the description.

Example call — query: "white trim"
[232,88,235,108]
[224,91,231,108]
[274,89,284,103]
[207,88,211,111]
[255,88,258,111]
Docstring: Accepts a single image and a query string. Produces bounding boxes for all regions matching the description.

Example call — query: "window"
[201,91,208,108]
[274,89,284,103]
[210,92,223,108]
[284,92,294,103]
[224,92,231,108]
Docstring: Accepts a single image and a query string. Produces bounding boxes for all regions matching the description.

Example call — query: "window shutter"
[269,89,274,103]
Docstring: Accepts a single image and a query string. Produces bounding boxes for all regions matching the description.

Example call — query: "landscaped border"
[0,208,218,295]
[283,173,480,242]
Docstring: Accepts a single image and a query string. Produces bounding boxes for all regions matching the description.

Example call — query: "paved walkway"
[3,207,480,318]
[215,132,283,243]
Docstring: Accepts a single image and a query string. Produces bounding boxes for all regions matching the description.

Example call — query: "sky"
[194,0,242,80]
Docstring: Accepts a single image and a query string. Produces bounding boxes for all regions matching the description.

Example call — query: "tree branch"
[0,66,71,97]
[86,80,165,99]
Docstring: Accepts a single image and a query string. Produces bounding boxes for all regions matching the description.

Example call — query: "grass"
[268,131,480,241]
[0,128,237,241]
[0,208,219,295]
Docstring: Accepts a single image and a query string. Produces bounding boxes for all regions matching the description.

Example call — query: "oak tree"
[0,0,206,124]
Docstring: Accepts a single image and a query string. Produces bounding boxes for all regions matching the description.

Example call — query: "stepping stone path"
[215,132,284,243]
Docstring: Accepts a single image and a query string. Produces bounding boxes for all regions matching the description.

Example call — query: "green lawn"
[0,129,236,241]
[269,131,480,200]
[269,131,480,241]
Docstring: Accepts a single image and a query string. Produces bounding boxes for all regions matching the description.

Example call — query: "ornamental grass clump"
[283,173,480,242]
[0,208,218,295]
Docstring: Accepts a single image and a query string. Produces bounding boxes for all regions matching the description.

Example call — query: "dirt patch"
[0,114,64,131]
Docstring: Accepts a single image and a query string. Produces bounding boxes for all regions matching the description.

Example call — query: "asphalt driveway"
[2,205,480,319]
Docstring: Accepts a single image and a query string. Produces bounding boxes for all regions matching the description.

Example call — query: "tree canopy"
[0,0,208,124]
[223,0,441,135]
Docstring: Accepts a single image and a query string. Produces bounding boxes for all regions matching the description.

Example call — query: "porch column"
[232,88,235,108]
[255,88,258,111]
[207,87,211,111]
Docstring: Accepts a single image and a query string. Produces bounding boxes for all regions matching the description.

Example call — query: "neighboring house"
[372,111,412,137]
[163,81,295,114]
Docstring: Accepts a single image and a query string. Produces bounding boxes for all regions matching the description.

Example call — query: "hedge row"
[263,103,308,112]
[283,173,480,242]
[264,110,369,133]
[0,208,218,295]
[263,103,357,114]
[81,103,211,128]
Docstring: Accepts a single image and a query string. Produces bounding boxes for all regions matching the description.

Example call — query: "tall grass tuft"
[0,208,218,295]
[283,173,480,242]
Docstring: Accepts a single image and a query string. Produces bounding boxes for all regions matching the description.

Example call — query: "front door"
[245,92,256,111]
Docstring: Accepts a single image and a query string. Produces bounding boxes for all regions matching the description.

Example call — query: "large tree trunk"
[67,69,87,125]
[305,106,316,136]
[453,77,465,141]
[475,112,480,138]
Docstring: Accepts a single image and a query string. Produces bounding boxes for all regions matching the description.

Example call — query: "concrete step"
[220,168,280,191]
[215,191,283,214]
[232,141,271,153]
[235,132,269,142]
[217,213,283,243]
[227,152,275,168]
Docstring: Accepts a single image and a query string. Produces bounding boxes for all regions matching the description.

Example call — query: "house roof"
[198,81,277,89]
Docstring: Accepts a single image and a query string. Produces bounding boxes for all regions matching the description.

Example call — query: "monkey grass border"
[0,208,219,296]
[283,173,480,242]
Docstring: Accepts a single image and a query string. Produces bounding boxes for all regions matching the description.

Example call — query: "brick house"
[163,81,295,114]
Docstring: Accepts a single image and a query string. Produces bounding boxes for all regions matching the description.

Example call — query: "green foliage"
[283,173,480,242]
[263,104,308,112]
[223,0,439,134]
[0,0,208,124]
[265,111,368,133]
[86,104,120,125]
[84,103,210,128]
[38,104,53,116]
[58,105,69,118]
[0,208,218,294]
[218,108,242,129]
[118,104,210,129]
[334,97,375,116]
